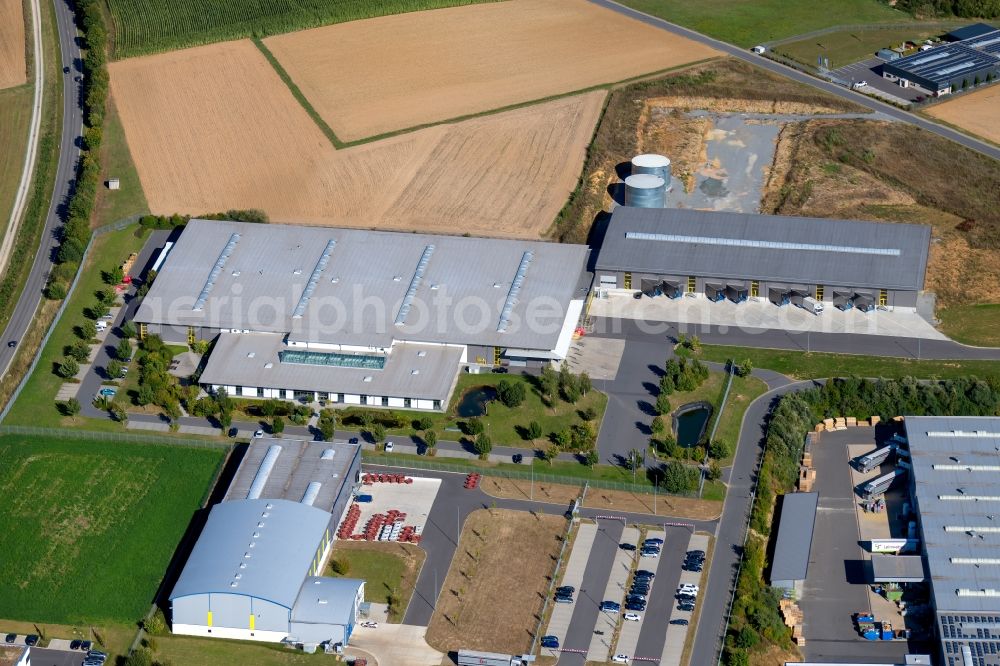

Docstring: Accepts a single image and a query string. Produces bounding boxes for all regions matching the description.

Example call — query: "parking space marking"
[546,522,598,645]
[616,529,664,658]
[660,533,710,666]
[587,526,639,661]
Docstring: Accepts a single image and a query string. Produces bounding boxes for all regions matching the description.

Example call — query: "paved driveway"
[348,624,443,666]
[832,58,924,103]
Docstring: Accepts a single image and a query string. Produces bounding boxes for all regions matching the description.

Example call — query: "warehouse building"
[769,492,818,595]
[904,416,1000,666]
[594,207,930,311]
[882,25,1000,96]
[134,220,589,410]
[170,437,363,648]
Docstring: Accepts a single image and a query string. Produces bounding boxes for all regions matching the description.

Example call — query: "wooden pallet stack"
[799,432,817,491]
[780,599,805,645]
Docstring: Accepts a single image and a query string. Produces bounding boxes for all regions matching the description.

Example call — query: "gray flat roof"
[770,492,819,584]
[906,416,1000,613]
[947,23,999,41]
[224,437,360,512]
[170,498,330,609]
[201,333,463,402]
[883,43,999,88]
[291,576,363,626]
[595,208,930,291]
[135,219,589,351]
[871,554,926,582]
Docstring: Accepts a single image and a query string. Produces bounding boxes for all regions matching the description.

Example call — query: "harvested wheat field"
[110,40,604,238]
[264,0,720,140]
[426,509,564,654]
[0,0,27,89]
[926,86,1000,146]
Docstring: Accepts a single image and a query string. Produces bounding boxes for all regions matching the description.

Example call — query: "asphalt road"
[633,526,690,659]
[0,0,82,376]
[560,521,624,662]
[592,317,1000,361]
[590,0,1000,162]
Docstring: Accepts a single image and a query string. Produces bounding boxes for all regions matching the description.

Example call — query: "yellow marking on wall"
[207,611,213,627]
[249,614,255,631]
[623,272,632,289]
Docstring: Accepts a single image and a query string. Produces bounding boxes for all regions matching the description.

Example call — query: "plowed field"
[926,86,1000,146]
[264,0,720,140]
[110,40,604,238]
[0,0,26,89]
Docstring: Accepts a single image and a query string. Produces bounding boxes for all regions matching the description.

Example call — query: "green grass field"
[938,304,1000,347]
[776,23,964,68]
[618,0,908,46]
[106,0,494,59]
[92,98,148,227]
[696,345,1000,381]
[0,84,33,238]
[328,541,424,621]
[4,225,151,427]
[0,433,225,624]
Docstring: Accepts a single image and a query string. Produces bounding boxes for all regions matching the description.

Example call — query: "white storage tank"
[624,174,666,208]
[631,154,671,189]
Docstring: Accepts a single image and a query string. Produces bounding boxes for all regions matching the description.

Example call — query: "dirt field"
[926,86,1000,146]
[0,0,26,89]
[109,40,604,238]
[426,508,564,654]
[481,476,723,520]
[263,0,720,141]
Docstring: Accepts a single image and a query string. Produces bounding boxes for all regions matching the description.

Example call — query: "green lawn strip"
[251,38,344,149]
[91,97,149,226]
[775,22,966,69]
[5,225,151,426]
[695,345,1000,381]
[328,542,424,622]
[712,374,769,464]
[0,434,224,624]
[618,0,908,47]
[0,84,34,233]
[938,304,1000,347]
[0,0,62,333]
[151,632,331,666]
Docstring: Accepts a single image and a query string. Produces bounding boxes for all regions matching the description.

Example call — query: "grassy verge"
[0,84,33,234]
[148,633,332,666]
[4,225,151,426]
[617,0,908,47]
[328,541,425,623]
[694,345,1000,381]
[425,508,564,654]
[0,433,224,625]
[937,304,1000,347]
[714,374,769,461]
[775,23,965,69]
[91,96,148,226]
[0,619,134,657]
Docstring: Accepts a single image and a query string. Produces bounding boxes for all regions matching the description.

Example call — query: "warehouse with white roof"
[134,220,589,410]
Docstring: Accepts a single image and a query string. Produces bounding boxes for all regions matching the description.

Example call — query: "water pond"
[674,403,712,448]
[455,386,498,418]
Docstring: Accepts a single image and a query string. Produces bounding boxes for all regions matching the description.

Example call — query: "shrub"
[526,421,542,440]
[423,429,437,448]
[330,558,350,575]
[57,357,80,378]
[76,320,97,340]
[474,434,492,456]
[464,417,484,436]
[272,416,285,435]
[497,378,526,408]
[45,281,68,300]
[708,439,731,460]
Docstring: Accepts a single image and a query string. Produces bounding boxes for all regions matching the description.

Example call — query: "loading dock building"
[904,416,1000,666]
[769,492,819,595]
[170,437,364,648]
[594,207,930,311]
[134,220,589,410]
[883,24,1000,96]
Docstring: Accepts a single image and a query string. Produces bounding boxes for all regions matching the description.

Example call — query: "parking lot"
[832,58,925,103]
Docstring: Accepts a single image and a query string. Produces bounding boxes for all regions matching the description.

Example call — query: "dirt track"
[109,40,605,238]
[0,0,26,89]
[264,0,719,140]
[926,86,1000,146]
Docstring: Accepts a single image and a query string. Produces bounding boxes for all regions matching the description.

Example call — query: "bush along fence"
[721,376,1000,666]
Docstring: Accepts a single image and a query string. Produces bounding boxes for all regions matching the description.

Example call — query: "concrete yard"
[590,291,947,340]
[349,623,444,666]
[564,335,626,381]
[352,477,441,538]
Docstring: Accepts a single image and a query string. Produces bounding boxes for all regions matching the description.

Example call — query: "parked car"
[70,640,82,650]
[631,585,650,594]
[556,586,575,594]
[86,651,106,662]
[600,601,621,611]
[612,655,630,663]
[624,613,641,622]
[640,550,659,558]
[619,543,636,551]
[98,387,117,398]
[852,80,869,90]
[24,635,38,647]
[491,366,509,374]
[6,340,15,348]
[679,584,699,592]
[636,570,655,578]
[253,429,264,438]
[541,635,559,649]
[751,45,766,54]
[360,621,378,629]
[81,642,93,652]
[4,634,15,644]
[678,602,696,611]
[554,595,573,604]
[670,619,689,626]
[644,538,664,546]
[625,601,646,612]
[384,442,394,452]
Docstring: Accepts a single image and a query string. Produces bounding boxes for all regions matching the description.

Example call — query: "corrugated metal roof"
[947,23,1000,42]
[906,416,1000,613]
[884,43,999,88]
[135,220,589,351]
[871,554,926,582]
[595,208,930,290]
[291,577,363,626]
[169,498,330,608]
[770,492,818,584]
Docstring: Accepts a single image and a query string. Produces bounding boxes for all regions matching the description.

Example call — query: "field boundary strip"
[0,423,232,449]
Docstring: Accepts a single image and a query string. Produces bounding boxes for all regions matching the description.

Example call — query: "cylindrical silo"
[631,154,671,190]
[624,174,665,208]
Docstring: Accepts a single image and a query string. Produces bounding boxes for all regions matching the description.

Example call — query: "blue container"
[356,494,373,503]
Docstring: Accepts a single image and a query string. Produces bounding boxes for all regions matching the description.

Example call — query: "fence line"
[363,453,704,497]
[0,424,231,449]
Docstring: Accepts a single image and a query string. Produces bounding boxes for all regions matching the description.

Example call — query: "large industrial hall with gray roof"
[594,207,931,311]
[134,219,589,410]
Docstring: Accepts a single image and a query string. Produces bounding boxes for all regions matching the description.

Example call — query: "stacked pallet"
[792,624,806,646]
[780,598,804,645]
[799,466,817,492]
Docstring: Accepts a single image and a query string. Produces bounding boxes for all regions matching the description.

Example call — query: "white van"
[95,320,108,332]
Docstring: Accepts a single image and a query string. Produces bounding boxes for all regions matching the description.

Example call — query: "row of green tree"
[894,0,1000,18]
[724,375,1000,666]
[138,209,268,230]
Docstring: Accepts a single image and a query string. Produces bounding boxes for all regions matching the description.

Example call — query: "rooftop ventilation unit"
[321,449,335,460]
[193,233,240,311]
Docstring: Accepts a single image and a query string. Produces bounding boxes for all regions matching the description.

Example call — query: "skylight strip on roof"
[909,49,953,66]
[497,251,533,333]
[394,244,435,326]
[624,232,901,257]
[934,60,978,77]
[940,495,1000,501]
[193,233,240,311]
[967,34,1000,48]
[928,431,1000,437]
[292,239,337,319]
